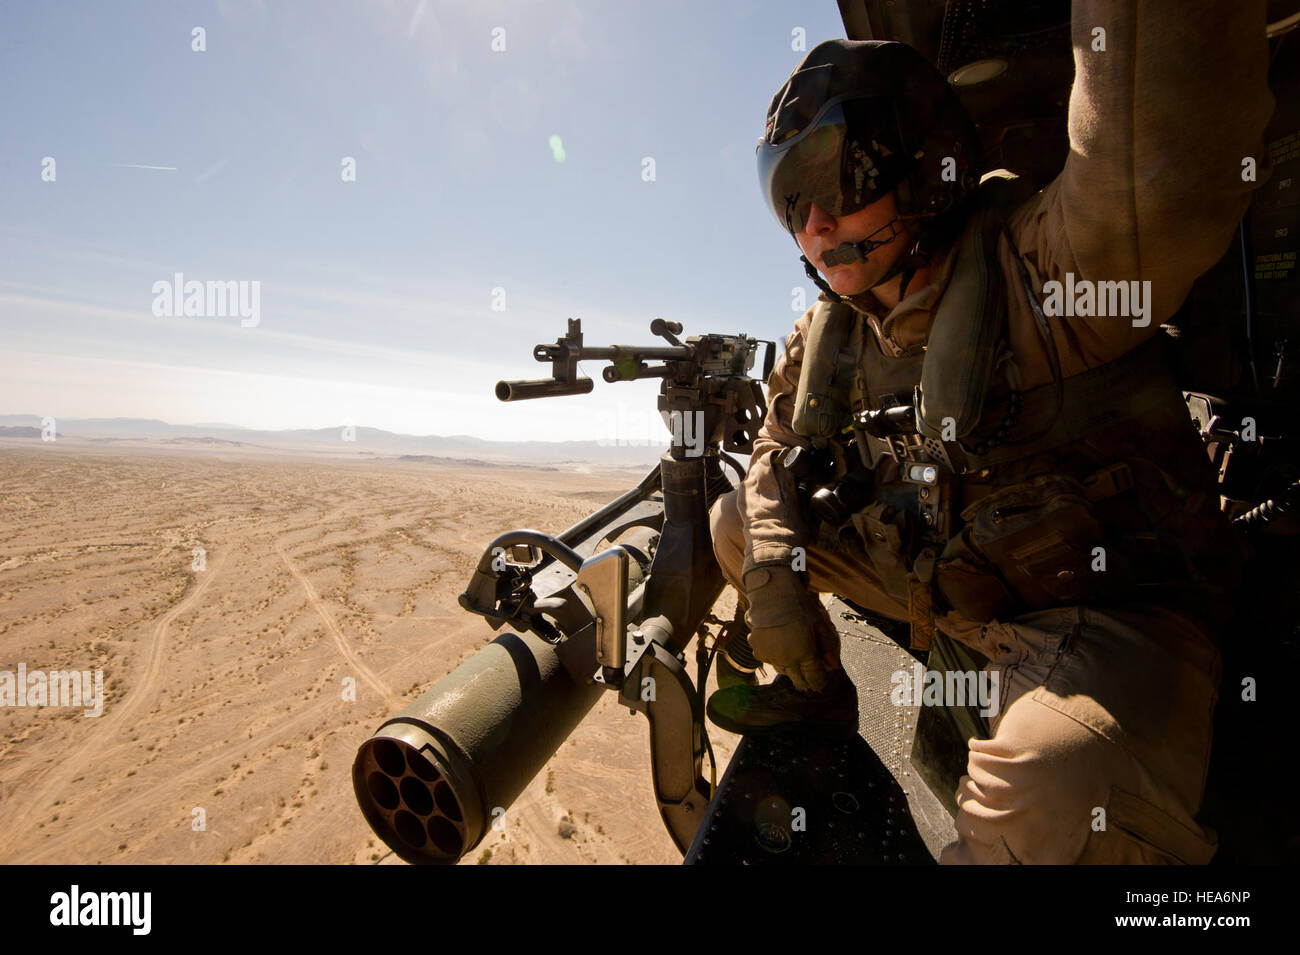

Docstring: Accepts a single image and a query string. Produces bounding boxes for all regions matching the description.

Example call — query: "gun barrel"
[576,345,693,361]
[495,376,595,401]
[354,521,659,865]
[353,627,604,865]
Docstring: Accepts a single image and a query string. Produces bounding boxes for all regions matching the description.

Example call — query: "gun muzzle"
[495,377,595,401]
[353,627,603,864]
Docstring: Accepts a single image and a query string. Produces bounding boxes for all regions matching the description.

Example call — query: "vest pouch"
[954,475,1110,615]
[933,529,1018,623]
[851,501,913,607]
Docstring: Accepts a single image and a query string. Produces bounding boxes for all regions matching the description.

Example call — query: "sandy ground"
[0,440,742,865]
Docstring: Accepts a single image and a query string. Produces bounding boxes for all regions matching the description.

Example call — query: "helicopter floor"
[686,596,957,864]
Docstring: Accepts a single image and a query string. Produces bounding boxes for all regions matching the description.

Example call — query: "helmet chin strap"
[801,253,845,303]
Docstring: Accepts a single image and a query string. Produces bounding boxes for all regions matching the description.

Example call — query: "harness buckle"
[1082,462,1135,501]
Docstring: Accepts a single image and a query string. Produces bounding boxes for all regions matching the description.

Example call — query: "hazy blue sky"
[0,0,849,442]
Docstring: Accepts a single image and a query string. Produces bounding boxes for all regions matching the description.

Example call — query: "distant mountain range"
[0,415,666,466]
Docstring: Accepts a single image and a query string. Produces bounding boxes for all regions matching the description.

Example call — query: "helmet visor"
[757,97,908,233]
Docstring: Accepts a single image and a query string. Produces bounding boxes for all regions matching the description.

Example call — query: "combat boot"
[706,669,858,735]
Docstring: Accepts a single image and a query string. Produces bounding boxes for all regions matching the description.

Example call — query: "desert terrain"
[0,439,744,865]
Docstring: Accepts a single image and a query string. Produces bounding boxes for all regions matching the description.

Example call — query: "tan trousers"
[709,489,1222,864]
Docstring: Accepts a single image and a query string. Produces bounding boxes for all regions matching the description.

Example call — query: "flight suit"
[713,0,1274,863]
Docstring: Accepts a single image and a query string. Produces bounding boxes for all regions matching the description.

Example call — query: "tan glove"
[742,561,841,693]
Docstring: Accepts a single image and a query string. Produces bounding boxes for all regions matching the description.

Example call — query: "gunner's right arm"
[738,303,820,569]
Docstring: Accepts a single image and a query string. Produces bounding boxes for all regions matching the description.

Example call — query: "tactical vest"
[791,179,1246,651]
